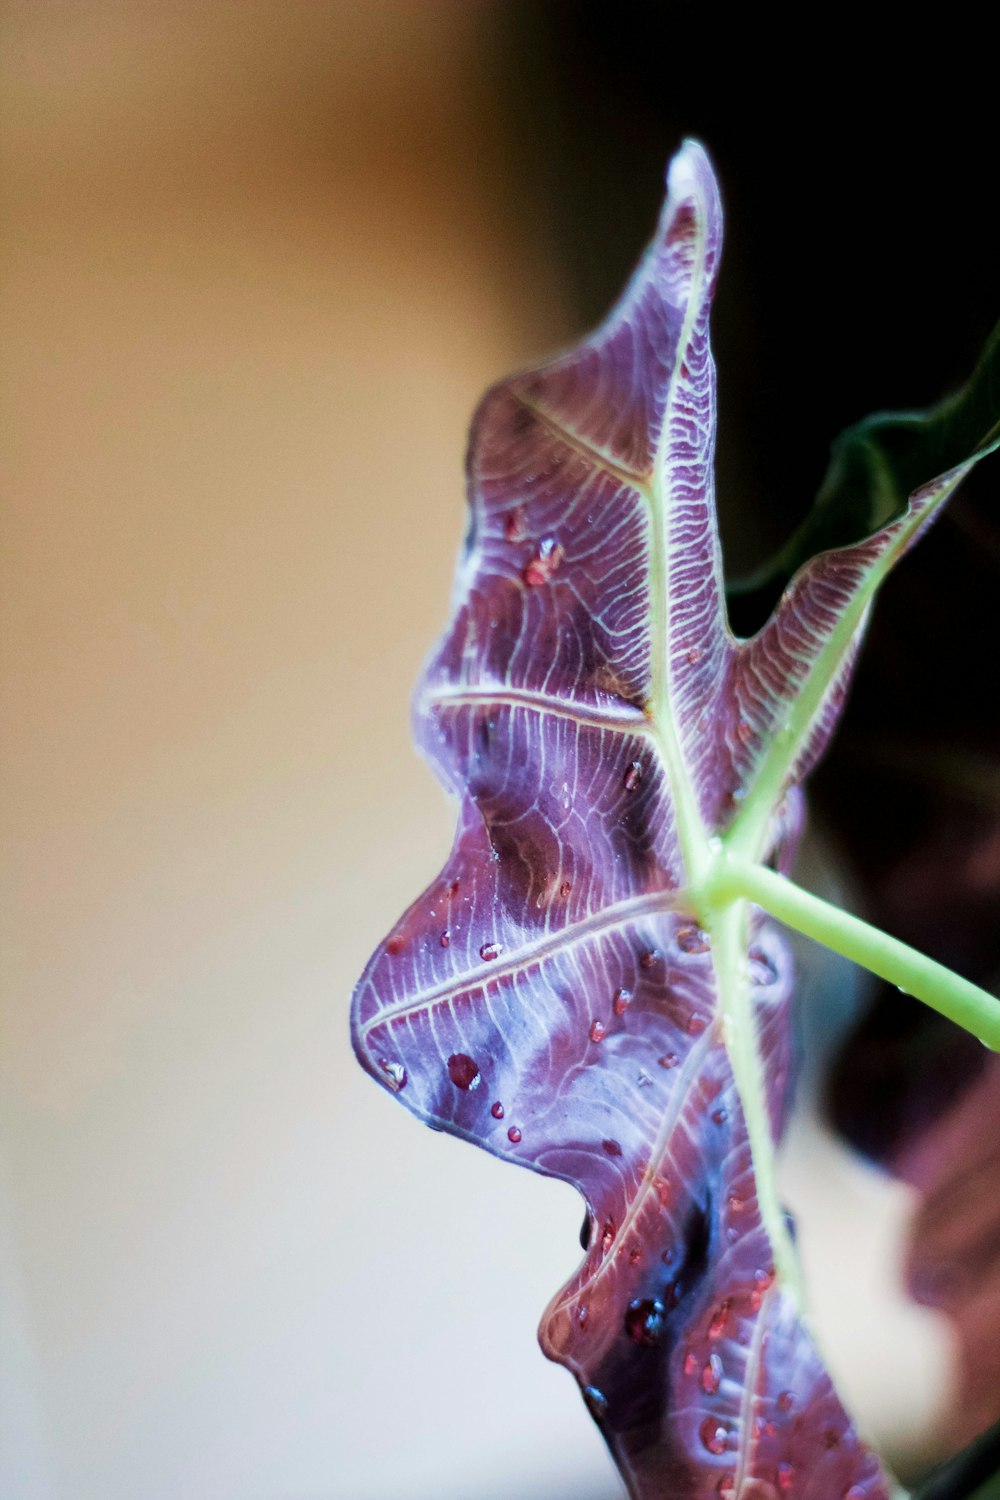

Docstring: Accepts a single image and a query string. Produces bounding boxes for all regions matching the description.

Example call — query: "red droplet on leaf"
[613,986,631,1015]
[447,1053,481,1090]
[677,924,711,954]
[708,1299,732,1339]
[522,537,563,587]
[701,1352,723,1394]
[700,1418,730,1456]
[624,1298,665,1346]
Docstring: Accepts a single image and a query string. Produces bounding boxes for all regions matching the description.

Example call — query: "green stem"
[712,895,803,1302]
[708,853,1000,1050]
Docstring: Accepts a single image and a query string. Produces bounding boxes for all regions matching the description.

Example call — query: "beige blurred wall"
[0,7,622,1498]
[0,6,957,1498]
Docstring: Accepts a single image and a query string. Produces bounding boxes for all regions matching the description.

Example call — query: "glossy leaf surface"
[351,142,999,1499]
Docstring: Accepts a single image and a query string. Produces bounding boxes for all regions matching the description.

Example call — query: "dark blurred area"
[502,1,999,573]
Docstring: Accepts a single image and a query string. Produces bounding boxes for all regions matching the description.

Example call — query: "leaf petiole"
[703,852,1000,1051]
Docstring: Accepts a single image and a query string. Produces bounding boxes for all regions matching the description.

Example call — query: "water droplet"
[749,946,779,985]
[624,1298,665,1346]
[490,1100,504,1119]
[658,1052,679,1069]
[523,536,564,587]
[628,1243,642,1265]
[777,1464,795,1492]
[736,718,754,745]
[582,1385,607,1421]
[718,1472,737,1499]
[447,877,460,898]
[447,1053,481,1090]
[640,947,661,969]
[712,1107,728,1125]
[749,1266,773,1314]
[677,925,711,954]
[637,1070,653,1088]
[612,986,632,1015]
[602,1138,623,1158]
[601,1219,615,1254]
[623,759,643,792]
[589,1019,607,1043]
[727,1194,745,1215]
[479,940,503,961]
[661,1246,675,1265]
[577,1303,588,1329]
[708,1299,731,1339]
[777,1390,794,1413]
[439,930,451,948]
[700,1418,731,1456]
[688,1014,708,1036]
[504,504,527,542]
[377,1058,407,1091]
[507,1125,522,1144]
[701,1352,723,1395]
[687,647,704,666]
[560,880,572,898]
[386,935,406,955]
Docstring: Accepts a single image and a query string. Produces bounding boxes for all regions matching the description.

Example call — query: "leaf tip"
[667,136,722,220]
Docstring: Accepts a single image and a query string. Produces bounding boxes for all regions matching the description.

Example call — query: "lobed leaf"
[350,142,998,1499]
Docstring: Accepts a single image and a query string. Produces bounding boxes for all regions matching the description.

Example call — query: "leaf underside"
[351,142,999,1500]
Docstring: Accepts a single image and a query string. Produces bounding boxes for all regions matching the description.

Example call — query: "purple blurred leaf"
[350,142,998,1499]
[895,1053,1000,1455]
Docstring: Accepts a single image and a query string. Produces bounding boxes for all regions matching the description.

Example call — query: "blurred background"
[2,4,997,1499]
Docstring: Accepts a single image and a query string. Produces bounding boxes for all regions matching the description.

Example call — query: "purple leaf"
[351,141,997,1499]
